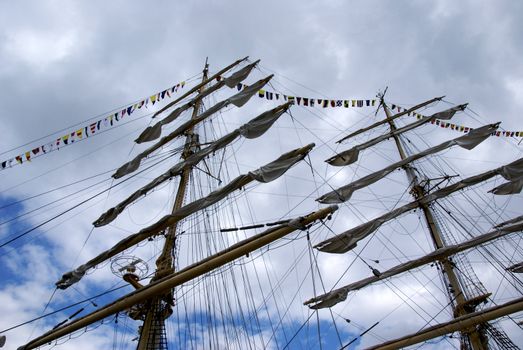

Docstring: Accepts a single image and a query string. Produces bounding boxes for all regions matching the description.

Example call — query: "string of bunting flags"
[388,103,523,137]
[229,76,523,137]
[4,76,520,171]
[1,81,186,171]
[221,76,379,108]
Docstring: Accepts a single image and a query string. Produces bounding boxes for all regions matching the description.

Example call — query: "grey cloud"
[1,1,523,348]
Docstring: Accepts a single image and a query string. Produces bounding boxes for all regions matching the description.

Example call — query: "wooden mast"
[379,93,488,350]
[20,206,338,350]
[153,56,248,117]
[337,95,444,143]
[367,296,523,350]
[136,58,210,350]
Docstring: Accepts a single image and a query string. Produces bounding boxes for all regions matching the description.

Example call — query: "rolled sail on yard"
[151,56,248,118]
[314,156,523,254]
[306,217,523,309]
[100,102,291,226]
[135,60,260,144]
[114,75,273,178]
[328,104,468,166]
[318,123,499,204]
[336,96,445,143]
[56,143,315,289]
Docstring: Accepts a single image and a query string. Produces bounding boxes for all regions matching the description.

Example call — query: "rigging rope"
[0,285,129,334]
[0,150,178,249]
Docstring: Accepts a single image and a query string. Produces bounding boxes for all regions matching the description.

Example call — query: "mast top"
[203,56,209,76]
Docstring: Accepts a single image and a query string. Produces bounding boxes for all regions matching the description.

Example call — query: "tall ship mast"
[0,57,522,349]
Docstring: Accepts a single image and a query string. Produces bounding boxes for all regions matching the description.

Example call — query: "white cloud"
[1,1,522,349]
[3,29,77,69]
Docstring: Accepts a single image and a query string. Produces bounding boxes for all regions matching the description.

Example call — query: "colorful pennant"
[224,77,377,109]
[4,78,519,173]
[393,104,523,137]
[242,78,522,137]
[1,81,186,171]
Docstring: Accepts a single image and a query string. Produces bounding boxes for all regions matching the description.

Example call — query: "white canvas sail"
[113,75,273,179]
[327,104,467,166]
[58,143,314,289]
[315,156,523,253]
[318,123,499,203]
[98,103,290,225]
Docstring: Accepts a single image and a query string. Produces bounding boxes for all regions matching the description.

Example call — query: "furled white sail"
[152,57,248,118]
[314,156,523,253]
[496,214,523,228]
[135,104,191,144]
[314,202,419,254]
[98,103,291,226]
[113,76,273,179]
[318,123,499,204]
[223,59,260,88]
[489,177,523,195]
[135,61,260,144]
[327,104,468,166]
[507,262,523,273]
[229,75,274,107]
[336,96,445,144]
[57,144,314,289]
[306,218,523,309]
[430,103,468,120]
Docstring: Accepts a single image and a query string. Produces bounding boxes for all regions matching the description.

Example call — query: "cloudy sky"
[1,1,523,349]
